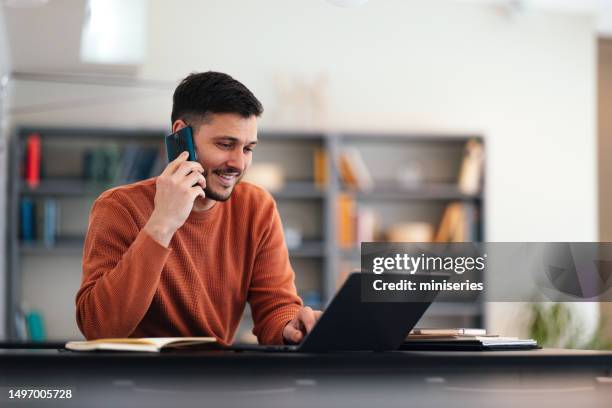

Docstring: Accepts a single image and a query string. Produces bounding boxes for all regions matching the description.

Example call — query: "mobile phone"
[165,126,198,162]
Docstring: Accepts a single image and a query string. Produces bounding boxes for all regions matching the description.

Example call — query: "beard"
[203,167,244,201]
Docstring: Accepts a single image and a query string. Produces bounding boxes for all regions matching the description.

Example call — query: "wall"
[5,0,597,338]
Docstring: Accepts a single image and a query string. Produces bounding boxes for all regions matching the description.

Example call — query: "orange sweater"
[76,178,303,345]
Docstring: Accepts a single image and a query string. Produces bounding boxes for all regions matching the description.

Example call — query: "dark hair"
[171,71,263,125]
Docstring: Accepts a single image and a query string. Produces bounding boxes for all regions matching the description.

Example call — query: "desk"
[1,348,611,407]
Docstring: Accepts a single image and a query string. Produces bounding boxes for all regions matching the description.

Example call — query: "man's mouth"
[213,171,240,187]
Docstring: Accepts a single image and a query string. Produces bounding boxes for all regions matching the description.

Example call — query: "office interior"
[0,0,611,350]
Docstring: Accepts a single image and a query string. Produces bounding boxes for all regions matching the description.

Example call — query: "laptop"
[232,272,439,352]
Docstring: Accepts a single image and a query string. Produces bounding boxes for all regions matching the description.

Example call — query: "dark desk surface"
[1,348,611,408]
[2,347,612,366]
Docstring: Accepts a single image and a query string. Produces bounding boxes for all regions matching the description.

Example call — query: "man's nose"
[226,148,245,171]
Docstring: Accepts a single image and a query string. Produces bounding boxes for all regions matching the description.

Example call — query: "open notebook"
[65,337,218,353]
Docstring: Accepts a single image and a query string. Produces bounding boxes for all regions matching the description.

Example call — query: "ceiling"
[1,0,611,75]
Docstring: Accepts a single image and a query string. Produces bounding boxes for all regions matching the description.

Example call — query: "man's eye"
[218,143,232,149]
[245,147,254,153]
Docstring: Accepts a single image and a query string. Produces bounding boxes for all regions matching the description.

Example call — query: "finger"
[283,322,303,344]
[196,173,207,189]
[190,185,206,199]
[173,161,204,178]
[184,171,205,188]
[314,310,323,320]
[299,307,316,333]
[161,151,189,177]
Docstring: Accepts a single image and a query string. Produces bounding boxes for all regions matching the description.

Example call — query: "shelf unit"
[7,127,485,341]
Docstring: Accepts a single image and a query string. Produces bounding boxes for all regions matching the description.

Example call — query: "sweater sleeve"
[75,195,171,339]
[248,200,303,345]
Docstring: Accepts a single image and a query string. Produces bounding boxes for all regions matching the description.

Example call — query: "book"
[410,328,487,336]
[356,206,377,243]
[337,193,356,249]
[313,148,329,188]
[25,133,41,189]
[20,198,35,242]
[435,202,465,242]
[458,139,484,195]
[43,199,57,247]
[337,147,373,191]
[402,334,538,351]
[26,311,46,342]
[65,337,218,353]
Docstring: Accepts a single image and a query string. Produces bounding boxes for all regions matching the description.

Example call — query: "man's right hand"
[144,151,206,247]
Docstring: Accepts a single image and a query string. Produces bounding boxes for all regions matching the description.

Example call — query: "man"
[76,71,320,345]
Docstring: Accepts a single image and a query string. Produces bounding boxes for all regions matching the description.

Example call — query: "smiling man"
[76,71,320,345]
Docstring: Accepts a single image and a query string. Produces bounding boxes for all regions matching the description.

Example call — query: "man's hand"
[283,306,323,344]
[144,151,206,247]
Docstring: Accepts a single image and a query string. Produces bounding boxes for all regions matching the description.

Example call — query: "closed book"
[20,198,35,242]
[410,328,486,336]
[337,193,356,249]
[435,202,465,242]
[313,148,328,188]
[43,199,57,247]
[65,337,218,353]
[25,133,41,189]
[26,311,46,342]
[458,139,484,195]
[402,334,538,351]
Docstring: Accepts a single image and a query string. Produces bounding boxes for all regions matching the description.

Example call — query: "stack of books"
[401,328,539,351]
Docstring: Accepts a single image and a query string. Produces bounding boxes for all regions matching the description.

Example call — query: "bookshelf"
[7,127,485,341]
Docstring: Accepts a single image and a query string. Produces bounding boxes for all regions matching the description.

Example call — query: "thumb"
[283,320,304,344]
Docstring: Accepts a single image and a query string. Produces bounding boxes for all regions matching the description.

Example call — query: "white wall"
[6,0,597,337]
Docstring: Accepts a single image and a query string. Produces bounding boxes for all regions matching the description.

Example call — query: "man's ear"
[171,119,187,134]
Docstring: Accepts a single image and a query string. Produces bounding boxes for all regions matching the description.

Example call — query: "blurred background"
[0,0,610,346]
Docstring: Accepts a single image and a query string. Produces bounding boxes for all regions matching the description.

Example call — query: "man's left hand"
[282,306,322,344]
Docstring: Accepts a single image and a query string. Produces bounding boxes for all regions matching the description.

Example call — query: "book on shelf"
[458,139,484,195]
[13,307,28,341]
[337,194,381,248]
[83,144,121,183]
[24,133,41,188]
[313,147,329,188]
[337,193,356,249]
[83,143,162,184]
[20,198,35,242]
[43,199,58,247]
[435,201,478,242]
[65,337,218,353]
[26,310,46,342]
[356,206,377,243]
[337,147,373,191]
[21,198,60,245]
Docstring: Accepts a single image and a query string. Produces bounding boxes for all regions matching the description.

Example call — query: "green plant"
[528,302,612,349]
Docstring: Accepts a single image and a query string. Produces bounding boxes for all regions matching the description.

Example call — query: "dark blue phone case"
[165,126,198,162]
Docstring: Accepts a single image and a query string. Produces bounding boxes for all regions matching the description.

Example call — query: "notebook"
[401,334,539,351]
[65,337,218,353]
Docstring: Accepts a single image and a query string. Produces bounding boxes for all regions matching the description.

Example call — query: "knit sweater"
[76,178,303,345]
